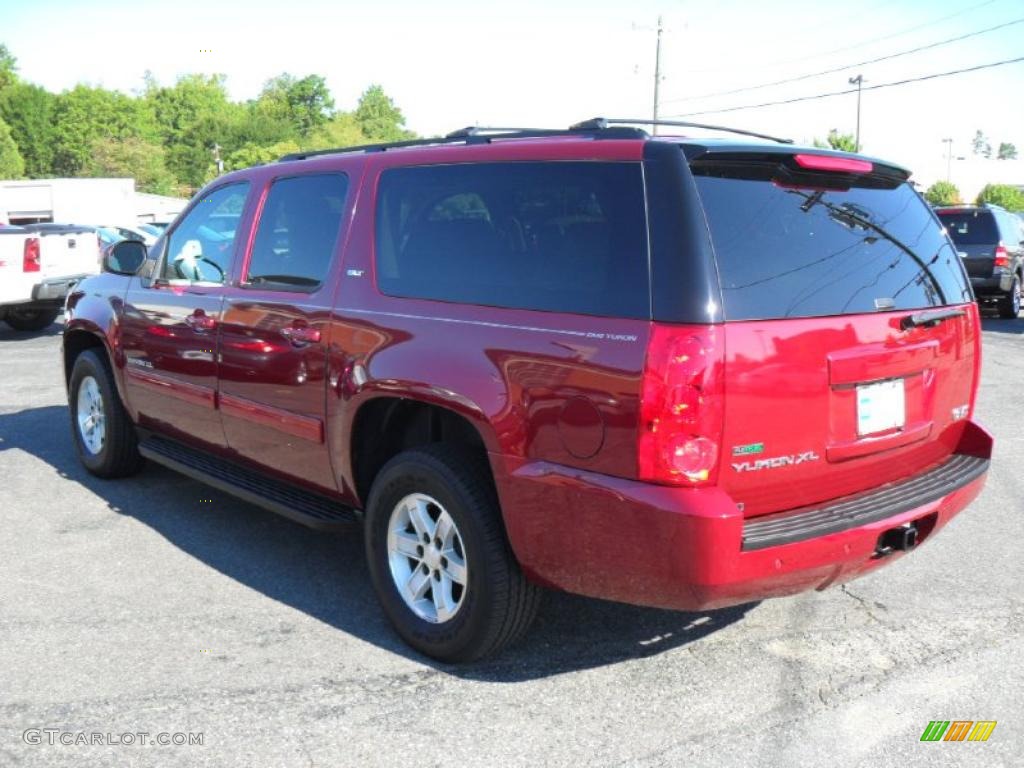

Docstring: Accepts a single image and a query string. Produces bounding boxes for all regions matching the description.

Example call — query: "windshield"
[691,161,972,320]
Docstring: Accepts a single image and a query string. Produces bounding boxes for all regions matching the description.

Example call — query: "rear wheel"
[69,349,144,478]
[364,445,541,662]
[998,274,1021,319]
[3,308,60,331]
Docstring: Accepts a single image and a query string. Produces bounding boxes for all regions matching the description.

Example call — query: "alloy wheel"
[386,493,468,623]
[76,375,106,455]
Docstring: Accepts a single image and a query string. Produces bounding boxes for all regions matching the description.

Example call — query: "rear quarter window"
[374,161,650,318]
[692,162,972,320]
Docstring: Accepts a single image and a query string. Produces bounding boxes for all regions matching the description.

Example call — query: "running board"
[138,435,358,531]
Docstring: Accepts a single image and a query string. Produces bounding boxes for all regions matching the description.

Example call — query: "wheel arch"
[347,394,498,510]
[62,325,125,403]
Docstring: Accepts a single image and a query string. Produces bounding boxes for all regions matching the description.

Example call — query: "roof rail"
[570,117,794,145]
[445,126,558,138]
[278,124,648,162]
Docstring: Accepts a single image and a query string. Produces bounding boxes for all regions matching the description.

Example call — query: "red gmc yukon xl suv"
[62,119,993,662]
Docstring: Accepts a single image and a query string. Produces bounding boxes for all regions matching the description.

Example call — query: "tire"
[364,445,541,662]
[997,274,1021,319]
[3,308,60,332]
[68,349,144,478]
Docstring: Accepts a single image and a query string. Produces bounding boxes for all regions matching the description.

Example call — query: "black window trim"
[240,170,351,295]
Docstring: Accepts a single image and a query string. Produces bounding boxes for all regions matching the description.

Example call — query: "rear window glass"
[937,210,998,245]
[692,162,972,320]
[375,162,650,318]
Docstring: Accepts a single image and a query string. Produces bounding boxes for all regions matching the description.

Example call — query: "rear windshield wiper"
[899,308,966,330]
[787,190,948,306]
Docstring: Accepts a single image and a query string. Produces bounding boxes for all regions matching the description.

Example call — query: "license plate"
[857,379,905,436]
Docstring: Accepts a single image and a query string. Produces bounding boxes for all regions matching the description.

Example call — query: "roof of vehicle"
[265,118,911,178]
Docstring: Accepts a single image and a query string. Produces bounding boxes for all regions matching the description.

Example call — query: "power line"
[662,16,1024,105]
[683,0,998,74]
[663,56,1024,118]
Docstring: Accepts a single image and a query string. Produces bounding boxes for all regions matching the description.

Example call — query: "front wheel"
[364,445,541,662]
[998,275,1021,319]
[3,308,60,331]
[68,350,144,478]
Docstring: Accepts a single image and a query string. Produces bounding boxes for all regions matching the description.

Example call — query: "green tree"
[0,82,57,177]
[145,74,242,189]
[997,142,1017,160]
[0,43,16,91]
[254,73,334,137]
[354,84,414,142]
[976,183,1024,212]
[84,136,178,195]
[0,115,25,178]
[51,85,159,176]
[924,180,961,206]
[972,129,991,159]
[812,129,858,152]
[307,112,368,150]
[224,139,301,172]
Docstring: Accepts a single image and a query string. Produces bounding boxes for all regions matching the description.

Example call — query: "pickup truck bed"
[0,227,100,330]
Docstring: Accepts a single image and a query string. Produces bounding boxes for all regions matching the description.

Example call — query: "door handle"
[185,311,217,332]
[281,325,321,346]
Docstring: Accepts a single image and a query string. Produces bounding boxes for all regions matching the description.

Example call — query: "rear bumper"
[970,274,1014,296]
[31,275,89,303]
[492,420,993,611]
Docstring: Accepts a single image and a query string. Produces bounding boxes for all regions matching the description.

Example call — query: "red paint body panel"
[219,392,324,443]
[490,421,991,611]
[125,367,217,409]
[717,304,979,517]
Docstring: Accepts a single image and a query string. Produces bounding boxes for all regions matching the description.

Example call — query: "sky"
[1,0,1022,186]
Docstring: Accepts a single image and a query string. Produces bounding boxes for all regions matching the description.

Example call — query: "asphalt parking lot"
[0,319,1020,768]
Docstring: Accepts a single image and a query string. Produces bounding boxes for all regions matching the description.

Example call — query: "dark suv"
[63,119,992,661]
[936,204,1023,318]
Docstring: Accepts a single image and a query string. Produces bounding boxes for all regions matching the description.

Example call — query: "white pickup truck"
[0,225,101,331]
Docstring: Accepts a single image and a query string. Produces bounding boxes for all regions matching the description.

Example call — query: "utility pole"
[848,74,864,152]
[212,143,224,175]
[652,15,663,135]
[942,138,953,181]
[630,16,663,134]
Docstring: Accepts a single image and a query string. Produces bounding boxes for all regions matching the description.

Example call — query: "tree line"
[0,44,415,196]
[925,181,1024,211]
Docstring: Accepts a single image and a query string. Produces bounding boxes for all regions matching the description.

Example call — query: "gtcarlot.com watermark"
[24,728,203,747]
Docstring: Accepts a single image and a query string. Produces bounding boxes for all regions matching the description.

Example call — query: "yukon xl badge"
[732,450,820,473]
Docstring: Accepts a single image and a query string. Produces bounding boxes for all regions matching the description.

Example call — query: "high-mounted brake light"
[793,154,873,174]
[22,237,40,272]
[994,244,1009,268]
[638,324,725,486]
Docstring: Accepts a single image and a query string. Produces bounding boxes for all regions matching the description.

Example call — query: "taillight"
[638,324,725,486]
[994,244,1009,268]
[23,237,40,272]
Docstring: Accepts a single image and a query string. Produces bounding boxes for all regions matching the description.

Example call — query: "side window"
[163,183,250,284]
[245,173,349,291]
[374,162,649,318]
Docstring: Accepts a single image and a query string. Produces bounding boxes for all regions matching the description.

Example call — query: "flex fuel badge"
[732,442,765,457]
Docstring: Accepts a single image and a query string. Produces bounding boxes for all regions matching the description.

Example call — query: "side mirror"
[104,239,148,276]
